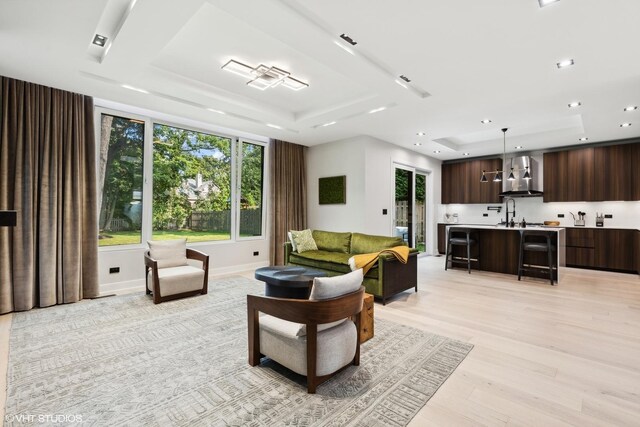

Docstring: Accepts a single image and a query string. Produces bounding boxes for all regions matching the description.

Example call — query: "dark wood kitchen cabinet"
[442,158,502,204]
[565,228,595,267]
[633,144,640,201]
[543,151,569,202]
[544,148,596,202]
[565,227,636,272]
[594,144,635,201]
[544,142,640,202]
[594,229,636,271]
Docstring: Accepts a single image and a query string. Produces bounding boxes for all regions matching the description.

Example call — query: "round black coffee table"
[255,266,327,299]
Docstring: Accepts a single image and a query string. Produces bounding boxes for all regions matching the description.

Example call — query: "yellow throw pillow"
[290,229,318,253]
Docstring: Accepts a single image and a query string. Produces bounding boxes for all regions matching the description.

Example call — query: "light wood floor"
[1,257,638,426]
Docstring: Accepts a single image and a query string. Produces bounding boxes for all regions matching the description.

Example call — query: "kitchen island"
[445,224,566,283]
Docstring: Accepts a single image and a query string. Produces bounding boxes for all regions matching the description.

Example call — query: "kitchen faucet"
[504,196,516,226]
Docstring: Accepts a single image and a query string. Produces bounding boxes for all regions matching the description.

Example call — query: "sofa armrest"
[284,241,294,264]
[378,248,418,261]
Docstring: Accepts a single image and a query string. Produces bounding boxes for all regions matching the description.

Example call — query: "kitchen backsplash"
[439,198,640,229]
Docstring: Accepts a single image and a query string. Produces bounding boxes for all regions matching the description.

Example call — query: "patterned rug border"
[5,276,473,426]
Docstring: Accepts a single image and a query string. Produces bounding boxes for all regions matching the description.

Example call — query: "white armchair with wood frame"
[144,239,209,304]
[247,269,365,393]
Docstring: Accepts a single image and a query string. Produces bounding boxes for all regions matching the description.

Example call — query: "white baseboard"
[98,260,270,296]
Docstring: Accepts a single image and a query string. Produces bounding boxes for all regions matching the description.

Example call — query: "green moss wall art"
[318,175,346,204]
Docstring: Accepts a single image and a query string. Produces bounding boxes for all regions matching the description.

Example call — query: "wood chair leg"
[467,234,471,274]
[444,233,450,270]
[306,325,318,394]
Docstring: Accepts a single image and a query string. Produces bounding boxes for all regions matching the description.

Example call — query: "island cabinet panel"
[594,229,636,271]
[441,158,502,204]
[543,151,569,202]
[594,144,634,201]
[636,230,640,274]
[437,224,447,254]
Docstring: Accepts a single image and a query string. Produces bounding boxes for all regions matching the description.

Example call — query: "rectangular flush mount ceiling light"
[222,59,309,91]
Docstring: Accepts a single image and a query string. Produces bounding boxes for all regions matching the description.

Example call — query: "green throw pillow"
[291,229,318,253]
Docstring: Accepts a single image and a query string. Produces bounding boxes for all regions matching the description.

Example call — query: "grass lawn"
[99,230,231,246]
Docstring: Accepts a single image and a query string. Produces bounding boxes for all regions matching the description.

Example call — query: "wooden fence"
[396,201,425,241]
[105,209,262,235]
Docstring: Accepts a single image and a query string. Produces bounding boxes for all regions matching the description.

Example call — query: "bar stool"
[444,227,477,274]
[518,230,555,285]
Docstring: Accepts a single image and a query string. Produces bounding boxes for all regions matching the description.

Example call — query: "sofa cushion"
[147,239,188,268]
[290,229,318,253]
[147,265,204,296]
[310,269,363,301]
[259,319,357,376]
[287,231,298,252]
[350,233,404,255]
[312,230,351,253]
[291,250,352,265]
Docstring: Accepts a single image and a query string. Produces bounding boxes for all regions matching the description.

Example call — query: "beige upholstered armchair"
[247,269,365,393]
[144,239,209,304]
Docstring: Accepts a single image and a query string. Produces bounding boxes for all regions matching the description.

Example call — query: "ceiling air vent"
[340,34,357,46]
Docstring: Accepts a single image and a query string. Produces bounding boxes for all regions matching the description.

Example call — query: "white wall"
[307,135,442,254]
[98,239,270,295]
[307,136,367,232]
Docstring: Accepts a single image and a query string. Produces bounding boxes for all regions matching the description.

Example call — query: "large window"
[98,114,145,247]
[152,124,233,242]
[96,108,267,248]
[239,141,265,238]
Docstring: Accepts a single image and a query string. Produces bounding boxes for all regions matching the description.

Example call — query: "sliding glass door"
[394,165,428,252]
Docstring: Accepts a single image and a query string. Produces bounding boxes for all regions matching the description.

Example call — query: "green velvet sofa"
[284,230,418,304]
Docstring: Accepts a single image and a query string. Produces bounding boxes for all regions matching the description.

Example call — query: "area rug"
[5,276,473,426]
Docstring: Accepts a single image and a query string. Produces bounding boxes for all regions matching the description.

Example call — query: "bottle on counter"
[509,218,515,228]
[522,218,526,228]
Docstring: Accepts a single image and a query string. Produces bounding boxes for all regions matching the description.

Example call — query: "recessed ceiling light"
[92,34,108,47]
[368,107,386,114]
[321,121,336,127]
[624,106,638,112]
[481,119,492,124]
[538,0,560,7]
[557,59,575,69]
[414,142,422,146]
[515,146,524,150]
[121,84,149,94]
[462,152,470,156]
[568,101,581,108]
[266,123,282,129]
[579,137,589,141]
[416,131,426,136]
[339,34,357,46]
[207,108,225,115]
[620,123,632,127]
[433,150,441,154]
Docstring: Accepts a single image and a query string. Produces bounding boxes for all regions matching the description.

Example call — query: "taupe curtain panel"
[270,140,307,265]
[0,76,99,314]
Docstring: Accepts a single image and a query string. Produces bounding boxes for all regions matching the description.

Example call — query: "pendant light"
[480,127,516,182]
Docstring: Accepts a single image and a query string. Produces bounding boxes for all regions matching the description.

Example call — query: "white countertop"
[445,224,564,232]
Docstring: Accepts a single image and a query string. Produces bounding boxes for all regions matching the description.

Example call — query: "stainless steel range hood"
[498,156,543,198]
